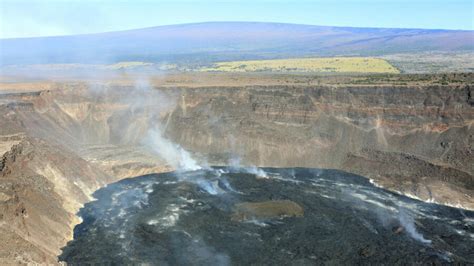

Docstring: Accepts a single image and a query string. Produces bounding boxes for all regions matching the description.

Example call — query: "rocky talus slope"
[0,74,472,264]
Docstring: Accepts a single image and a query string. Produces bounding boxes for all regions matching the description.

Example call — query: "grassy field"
[200,57,400,73]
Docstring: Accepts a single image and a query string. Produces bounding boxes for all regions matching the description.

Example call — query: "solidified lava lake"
[59,167,474,265]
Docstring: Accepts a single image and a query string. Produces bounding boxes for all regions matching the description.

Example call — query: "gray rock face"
[165,84,474,209]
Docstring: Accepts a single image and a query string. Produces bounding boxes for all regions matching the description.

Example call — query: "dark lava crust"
[59,168,474,265]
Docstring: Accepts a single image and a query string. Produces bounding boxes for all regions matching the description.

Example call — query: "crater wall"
[0,75,472,264]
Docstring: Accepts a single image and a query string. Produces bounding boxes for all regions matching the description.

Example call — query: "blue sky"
[0,0,473,39]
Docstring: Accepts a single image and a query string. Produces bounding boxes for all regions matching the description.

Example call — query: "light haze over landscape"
[0,0,473,265]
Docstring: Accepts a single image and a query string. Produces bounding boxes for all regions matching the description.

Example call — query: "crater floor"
[59,167,474,265]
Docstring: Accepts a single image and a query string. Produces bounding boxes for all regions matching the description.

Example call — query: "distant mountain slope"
[1,22,473,65]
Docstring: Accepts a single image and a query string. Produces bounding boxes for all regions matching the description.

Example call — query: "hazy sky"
[1,0,473,39]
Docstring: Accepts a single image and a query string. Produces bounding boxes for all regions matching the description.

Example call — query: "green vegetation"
[103,61,154,70]
[200,57,400,74]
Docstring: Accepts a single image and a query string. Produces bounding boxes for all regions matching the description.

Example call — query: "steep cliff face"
[0,86,170,264]
[0,138,111,264]
[164,85,474,209]
[0,75,472,263]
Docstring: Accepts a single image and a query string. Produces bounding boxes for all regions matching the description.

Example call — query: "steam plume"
[144,128,201,171]
[398,208,431,244]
